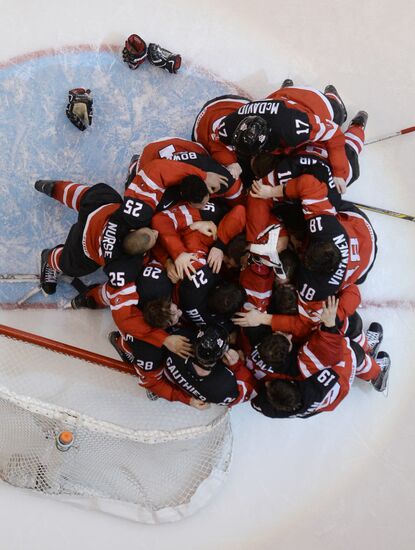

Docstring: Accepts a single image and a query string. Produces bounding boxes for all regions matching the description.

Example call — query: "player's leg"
[35,180,89,212]
[324,85,348,125]
[344,111,368,186]
[71,283,109,309]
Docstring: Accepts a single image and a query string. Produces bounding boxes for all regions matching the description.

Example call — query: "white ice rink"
[1,1,415,548]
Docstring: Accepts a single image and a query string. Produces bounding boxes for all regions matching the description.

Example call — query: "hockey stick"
[365,125,415,145]
[0,274,40,282]
[353,202,415,222]
[3,276,87,307]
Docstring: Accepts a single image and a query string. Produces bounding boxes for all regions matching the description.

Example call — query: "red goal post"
[0,323,135,375]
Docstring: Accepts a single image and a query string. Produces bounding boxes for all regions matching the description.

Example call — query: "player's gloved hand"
[208,246,224,274]
[122,34,147,69]
[174,252,197,280]
[225,162,242,180]
[204,172,229,194]
[250,180,283,200]
[189,397,210,410]
[66,88,93,131]
[190,220,217,239]
[165,258,181,284]
[333,176,347,194]
[232,309,272,327]
[163,335,193,359]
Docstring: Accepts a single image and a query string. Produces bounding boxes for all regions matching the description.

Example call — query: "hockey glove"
[147,43,181,74]
[122,34,147,69]
[66,88,93,131]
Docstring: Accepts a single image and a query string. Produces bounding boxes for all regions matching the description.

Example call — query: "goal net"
[0,324,232,523]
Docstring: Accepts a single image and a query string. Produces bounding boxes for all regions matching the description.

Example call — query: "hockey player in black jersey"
[163,325,257,406]
[251,297,391,418]
[35,180,158,295]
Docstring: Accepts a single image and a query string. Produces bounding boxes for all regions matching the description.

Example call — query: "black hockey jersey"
[297,215,349,302]
[251,368,340,418]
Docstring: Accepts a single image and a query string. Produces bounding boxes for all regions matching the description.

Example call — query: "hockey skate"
[125,154,140,189]
[34,180,57,197]
[122,34,147,70]
[40,249,58,295]
[108,331,135,364]
[371,351,391,392]
[365,322,383,357]
[71,284,100,310]
[146,389,160,401]
[147,43,181,74]
[281,78,294,88]
[350,110,368,130]
[324,84,348,125]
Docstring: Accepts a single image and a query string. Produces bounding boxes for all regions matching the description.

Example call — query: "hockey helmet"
[232,116,270,156]
[249,224,287,280]
[194,325,230,370]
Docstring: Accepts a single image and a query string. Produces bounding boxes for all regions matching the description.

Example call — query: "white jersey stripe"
[71,185,88,211]
[179,205,194,226]
[62,183,77,208]
[110,299,139,311]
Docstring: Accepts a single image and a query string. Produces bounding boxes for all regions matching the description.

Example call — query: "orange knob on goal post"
[56,431,74,451]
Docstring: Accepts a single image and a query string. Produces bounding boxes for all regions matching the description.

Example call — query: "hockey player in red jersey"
[216,85,350,190]
[127,136,244,205]
[71,257,198,403]
[246,111,367,242]
[122,152,229,228]
[192,95,251,178]
[250,297,391,418]
[233,204,377,352]
[35,179,158,295]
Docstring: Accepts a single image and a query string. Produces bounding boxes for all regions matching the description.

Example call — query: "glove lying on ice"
[147,43,181,74]
[66,88,93,131]
[122,34,147,70]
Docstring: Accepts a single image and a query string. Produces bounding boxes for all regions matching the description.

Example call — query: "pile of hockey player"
[36,52,391,418]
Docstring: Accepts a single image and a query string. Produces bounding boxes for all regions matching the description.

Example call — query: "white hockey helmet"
[249,224,287,280]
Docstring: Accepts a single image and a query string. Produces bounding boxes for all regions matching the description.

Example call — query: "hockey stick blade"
[354,202,415,222]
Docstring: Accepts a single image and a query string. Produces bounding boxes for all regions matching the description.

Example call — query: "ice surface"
[0,0,414,548]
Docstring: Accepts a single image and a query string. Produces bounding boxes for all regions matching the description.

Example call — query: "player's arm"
[134,365,192,405]
[283,174,336,218]
[143,159,208,189]
[336,284,361,324]
[321,128,349,180]
[222,350,258,406]
[208,205,246,273]
[151,210,187,260]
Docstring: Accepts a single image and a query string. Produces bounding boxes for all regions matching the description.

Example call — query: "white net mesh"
[0,331,232,523]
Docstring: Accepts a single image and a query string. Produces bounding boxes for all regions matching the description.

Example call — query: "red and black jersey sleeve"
[105,282,168,348]
[225,359,259,405]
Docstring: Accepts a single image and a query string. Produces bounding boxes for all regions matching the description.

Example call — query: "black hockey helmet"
[232,116,270,156]
[194,325,230,370]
